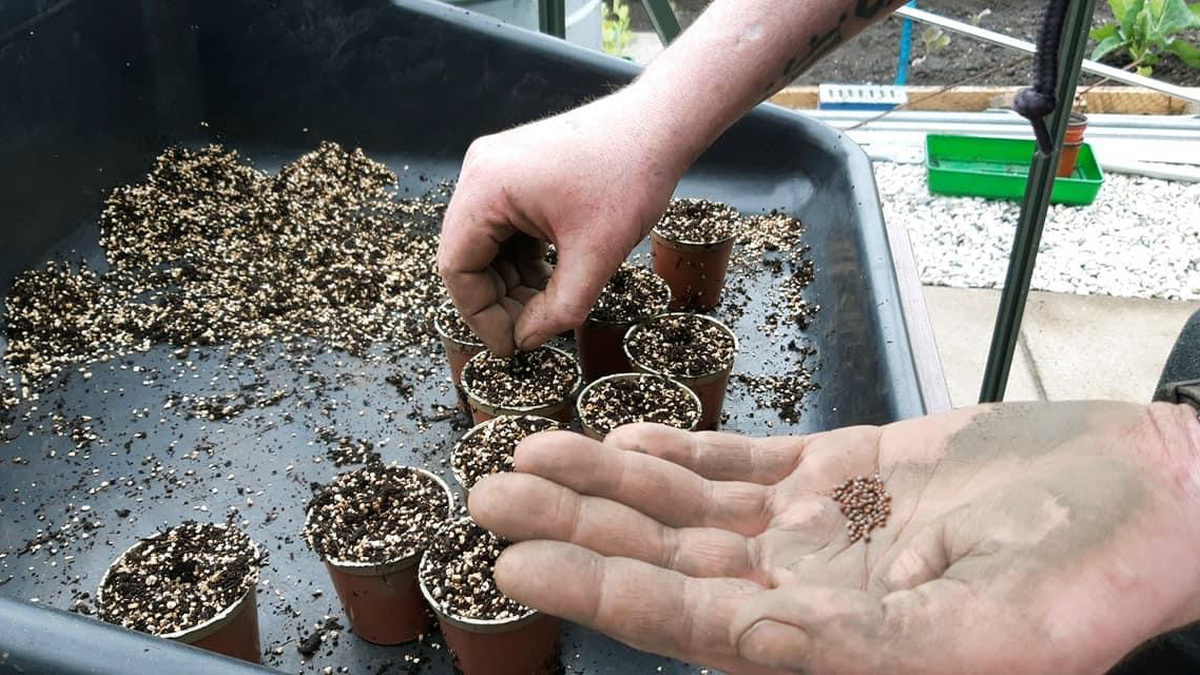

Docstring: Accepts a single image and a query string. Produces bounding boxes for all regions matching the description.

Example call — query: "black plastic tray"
[0,1,928,673]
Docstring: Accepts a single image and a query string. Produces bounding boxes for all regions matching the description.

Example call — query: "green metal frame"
[534,0,1101,406]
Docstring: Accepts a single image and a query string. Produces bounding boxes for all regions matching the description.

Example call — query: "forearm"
[624,0,907,170]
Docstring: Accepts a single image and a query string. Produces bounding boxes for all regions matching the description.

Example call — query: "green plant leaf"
[1167,37,1200,65]
[1157,0,1196,34]
[1090,23,1119,39]
[1091,34,1128,59]
[1109,0,1132,21]
[1190,2,1200,24]
[1136,64,1155,75]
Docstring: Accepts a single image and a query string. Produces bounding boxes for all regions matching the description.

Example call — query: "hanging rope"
[1012,0,1071,154]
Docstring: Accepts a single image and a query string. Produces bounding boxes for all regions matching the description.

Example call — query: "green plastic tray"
[925,134,1104,206]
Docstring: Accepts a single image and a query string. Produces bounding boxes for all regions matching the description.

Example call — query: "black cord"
[1012,0,1071,154]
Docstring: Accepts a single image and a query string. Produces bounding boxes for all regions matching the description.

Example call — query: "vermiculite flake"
[453,416,563,490]
[578,375,699,436]
[831,474,891,543]
[420,519,529,621]
[305,465,449,565]
[97,521,261,635]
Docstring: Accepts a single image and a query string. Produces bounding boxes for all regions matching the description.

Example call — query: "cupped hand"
[468,401,1200,674]
[437,88,689,356]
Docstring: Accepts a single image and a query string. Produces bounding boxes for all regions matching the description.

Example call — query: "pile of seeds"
[831,474,891,543]
[461,348,579,407]
[625,314,736,378]
[3,142,445,383]
[434,301,483,346]
[654,199,740,244]
[578,375,700,435]
[304,465,450,564]
[419,518,529,621]
[588,264,670,323]
[452,416,562,490]
[97,521,261,635]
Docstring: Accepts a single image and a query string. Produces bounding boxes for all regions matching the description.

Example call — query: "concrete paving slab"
[1021,291,1198,402]
[921,285,1043,407]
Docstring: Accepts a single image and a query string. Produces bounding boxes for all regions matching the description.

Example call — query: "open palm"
[469,401,1200,674]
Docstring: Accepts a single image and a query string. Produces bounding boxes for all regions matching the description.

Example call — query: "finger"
[495,540,779,675]
[514,237,622,351]
[469,472,761,581]
[514,431,773,536]
[730,580,1015,675]
[438,192,519,355]
[605,423,808,485]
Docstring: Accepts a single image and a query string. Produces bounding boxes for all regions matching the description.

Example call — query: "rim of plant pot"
[434,299,485,349]
[1067,112,1087,126]
[650,228,739,251]
[575,372,702,438]
[304,466,454,576]
[96,523,263,644]
[651,198,742,248]
[450,415,564,492]
[417,517,541,634]
[622,313,739,384]
[460,346,583,417]
[584,265,672,326]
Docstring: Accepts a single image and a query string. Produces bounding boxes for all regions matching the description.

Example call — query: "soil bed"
[304,465,450,565]
[461,348,579,408]
[97,522,260,635]
[452,416,563,490]
[435,301,483,346]
[654,199,740,245]
[419,519,529,622]
[578,374,700,436]
[589,264,670,323]
[625,314,736,378]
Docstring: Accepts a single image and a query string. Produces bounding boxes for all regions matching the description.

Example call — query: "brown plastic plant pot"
[650,230,737,311]
[433,300,486,413]
[575,372,702,441]
[459,347,582,426]
[574,276,672,381]
[308,469,454,645]
[623,314,738,431]
[450,415,561,497]
[96,534,264,663]
[1056,113,1088,178]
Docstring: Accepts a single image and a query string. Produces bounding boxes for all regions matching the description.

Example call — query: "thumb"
[514,238,622,351]
[730,581,989,675]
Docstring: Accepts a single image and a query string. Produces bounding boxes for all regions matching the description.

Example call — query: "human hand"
[468,401,1200,674]
[437,87,693,356]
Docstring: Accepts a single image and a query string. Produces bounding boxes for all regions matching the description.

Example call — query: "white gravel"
[873,162,1200,301]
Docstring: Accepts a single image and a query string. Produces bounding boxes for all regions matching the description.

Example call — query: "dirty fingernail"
[737,619,811,670]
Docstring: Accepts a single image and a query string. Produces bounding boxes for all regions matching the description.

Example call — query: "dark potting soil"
[304,465,450,565]
[578,375,701,436]
[419,518,529,622]
[97,521,261,635]
[452,415,563,490]
[628,0,1200,88]
[589,264,671,324]
[461,347,579,408]
[435,301,483,346]
[626,314,736,378]
[654,199,740,245]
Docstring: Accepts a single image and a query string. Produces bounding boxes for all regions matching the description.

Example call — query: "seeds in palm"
[831,474,891,543]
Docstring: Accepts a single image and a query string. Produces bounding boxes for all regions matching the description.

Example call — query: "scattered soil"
[304,465,450,565]
[625,314,737,378]
[435,300,483,346]
[832,474,892,544]
[628,0,1200,87]
[578,374,700,435]
[452,416,563,490]
[589,264,671,324]
[460,348,580,408]
[654,199,740,245]
[419,518,529,622]
[97,521,261,635]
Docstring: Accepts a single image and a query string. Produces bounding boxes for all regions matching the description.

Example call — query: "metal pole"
[979,0,1098,402]
[538,0,566,38]
[640,0,682,44]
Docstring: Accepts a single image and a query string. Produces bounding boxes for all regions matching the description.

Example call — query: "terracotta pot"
[97,533,263,663]
[450,415,562,495]
[575,277,671,382]
[650,230,737,311]
[1056,113,1088,178]
[460,347,582,426]
[434,300,486,413]
[309,469,453,645]
[575,372,702,441]
[623,314,738,431]
[418,557,561,675]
